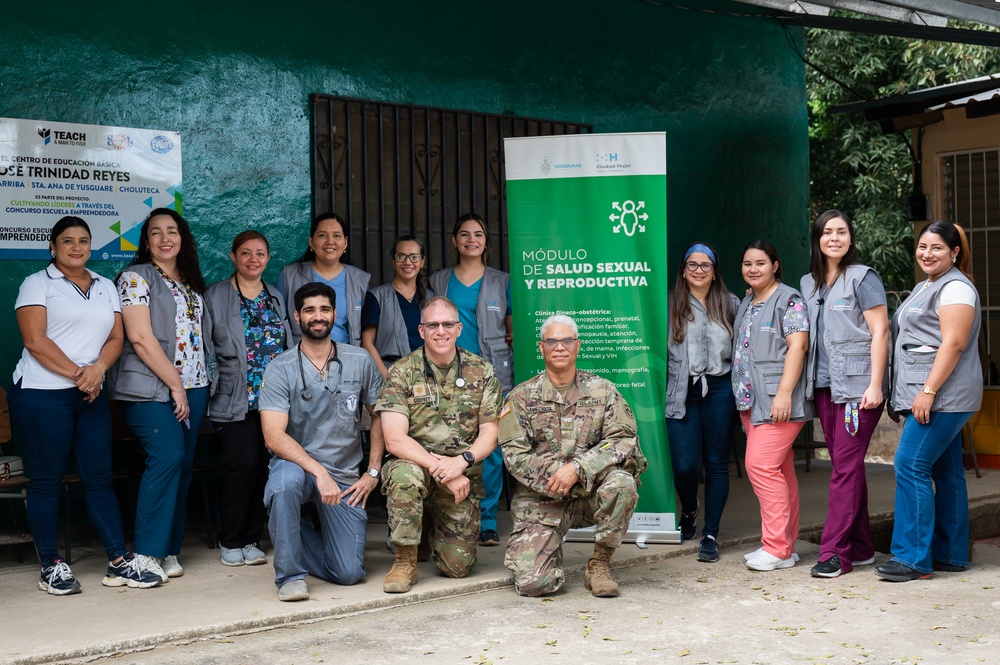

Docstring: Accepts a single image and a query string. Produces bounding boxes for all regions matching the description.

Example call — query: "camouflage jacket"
[498,369,647,496]
[375,347,503,457]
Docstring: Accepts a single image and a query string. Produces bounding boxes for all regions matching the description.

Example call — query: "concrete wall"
[0,1,810,407]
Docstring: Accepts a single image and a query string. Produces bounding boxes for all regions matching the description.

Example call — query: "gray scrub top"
[259,342,382,485]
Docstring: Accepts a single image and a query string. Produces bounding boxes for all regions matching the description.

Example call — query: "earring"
[952,256,957,264]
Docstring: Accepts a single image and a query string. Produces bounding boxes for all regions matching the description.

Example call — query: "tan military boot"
[584,543,620,598]
[383,544,418,593]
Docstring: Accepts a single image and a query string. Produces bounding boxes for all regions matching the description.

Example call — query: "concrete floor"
[2,460,1000,665]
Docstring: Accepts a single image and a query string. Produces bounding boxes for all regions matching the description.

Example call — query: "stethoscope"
[235,277,278,328]
[298,341,344,401]
[422,347,468,404]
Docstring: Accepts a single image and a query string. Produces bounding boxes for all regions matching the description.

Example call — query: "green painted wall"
[0,0,808,403]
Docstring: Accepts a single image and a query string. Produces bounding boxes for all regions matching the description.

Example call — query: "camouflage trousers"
[505,468,638,597]
[383,458,479,579]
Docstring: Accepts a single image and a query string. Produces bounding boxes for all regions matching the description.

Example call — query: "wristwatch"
[366,467,380,479]
[572,460,582,475]
[461,451,476,467]
[922,385,937,396]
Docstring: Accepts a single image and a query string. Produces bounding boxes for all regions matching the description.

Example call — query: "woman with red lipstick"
[800,210,888,579]
[665,242,739,563]
[429,213,512,547]
[361,235,430,380]
[110,208,215,584]
[732,240,811,572]
[876,221,981,583]
[10,216,162,594]
[206,230,292,567]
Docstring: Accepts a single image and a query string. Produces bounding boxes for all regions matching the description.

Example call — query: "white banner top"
[0,117,182,260]
[504,131,667,181]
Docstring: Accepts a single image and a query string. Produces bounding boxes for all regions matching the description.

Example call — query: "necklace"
[304,342,335,378]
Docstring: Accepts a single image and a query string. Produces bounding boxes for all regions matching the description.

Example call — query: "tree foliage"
[806,19,1000,290]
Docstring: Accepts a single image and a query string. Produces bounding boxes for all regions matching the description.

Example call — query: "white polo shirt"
[13,264,120,390]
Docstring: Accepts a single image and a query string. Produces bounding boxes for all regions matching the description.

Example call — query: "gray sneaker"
[220,546,245,566]
[135,554,168,584]
[242,543,267,566]
[278,579,309,602]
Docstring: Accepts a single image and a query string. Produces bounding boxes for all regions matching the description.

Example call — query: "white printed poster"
[0,117,182,260]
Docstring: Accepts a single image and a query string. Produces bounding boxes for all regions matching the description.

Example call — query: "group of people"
[666,213,981,582]
[9,205,981,601]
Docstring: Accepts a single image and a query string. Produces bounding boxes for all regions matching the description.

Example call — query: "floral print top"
[119,270,208,389]
[731,292,808,411]
[241,288,286,410]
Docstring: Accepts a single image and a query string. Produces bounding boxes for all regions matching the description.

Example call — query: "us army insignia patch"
[412,383,429,397]
[499,401,511,419]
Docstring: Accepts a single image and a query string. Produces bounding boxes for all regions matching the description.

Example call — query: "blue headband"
[683,243,717,265]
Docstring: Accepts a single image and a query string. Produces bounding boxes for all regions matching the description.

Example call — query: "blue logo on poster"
[38,128,51,145]
[150,136,174,154]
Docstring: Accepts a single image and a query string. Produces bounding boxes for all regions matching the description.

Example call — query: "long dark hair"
[743,239,782,280]
[130,208,206,293]
[298,212,347,263]
[807,209,858,295]
[669,242,735,344]
[393,234,428,307]
[920,220,973,280]
[451,213,490,265]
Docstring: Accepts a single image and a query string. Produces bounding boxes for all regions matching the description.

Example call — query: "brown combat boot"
[584,543,620,598]
[383,544,418,593]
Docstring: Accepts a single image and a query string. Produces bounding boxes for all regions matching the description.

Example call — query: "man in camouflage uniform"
[499,314,646,598]
[376,296,503,593]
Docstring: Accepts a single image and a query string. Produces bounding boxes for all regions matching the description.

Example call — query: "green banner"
[504,133,677,544]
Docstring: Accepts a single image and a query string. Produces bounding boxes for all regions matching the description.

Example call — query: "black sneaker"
[679,511,697,541]
[810,555,843,578]
[478,529,500,547]
[102,552,162,589]
[697,535,719,563]
[876,561,932,582]
[38,559,82,595]
[932,561,967,572]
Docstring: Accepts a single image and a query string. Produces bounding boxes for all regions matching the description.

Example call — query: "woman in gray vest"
[110,208,215,584]
[876,221,982,583]
[429,213,512,547]
[732,240,812,572]
[276,213,371,346]
[665,242,739,563]
[800,210,889,579]
[205,230,292,567]
[361,235,430,380]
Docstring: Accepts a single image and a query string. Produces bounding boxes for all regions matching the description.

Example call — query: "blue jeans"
[9,383,126,566]
[480,447,504,533]
[121,387,209,558]
[664,373,736,538]
[890,410,973,574]
[264,458,367,588]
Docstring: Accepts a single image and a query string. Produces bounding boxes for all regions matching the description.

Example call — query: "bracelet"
[95,361,107,373]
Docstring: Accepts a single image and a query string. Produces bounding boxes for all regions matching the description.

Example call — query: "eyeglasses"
[540,337,578,348]
[685,262,714,273]
[393,252,424,263]
[420,321,459,331]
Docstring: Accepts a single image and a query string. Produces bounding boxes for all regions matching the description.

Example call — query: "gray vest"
[801,265,888,403]
[665,291,739,419]
[203,279,293,422]
[108,263,216,403]
[368,283,419,361]
[279,261,370,347]
[890,268,982,413]
[430,266,513,392]
[733,281,814,425]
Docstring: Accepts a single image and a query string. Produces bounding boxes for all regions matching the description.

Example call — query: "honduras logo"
[345,393,359,413]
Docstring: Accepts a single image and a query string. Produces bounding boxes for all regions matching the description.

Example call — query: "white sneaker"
[853,555,876,567]
[744,547,799,563]
[746,550,796,571]
[135,554,168,584]
[162,555,184,578]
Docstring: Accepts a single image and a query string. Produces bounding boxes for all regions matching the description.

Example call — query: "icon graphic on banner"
[38,128,51,145]
[610,200,647,236]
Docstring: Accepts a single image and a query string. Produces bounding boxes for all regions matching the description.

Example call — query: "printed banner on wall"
[0,117,182,260]
[504,132,678,545]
